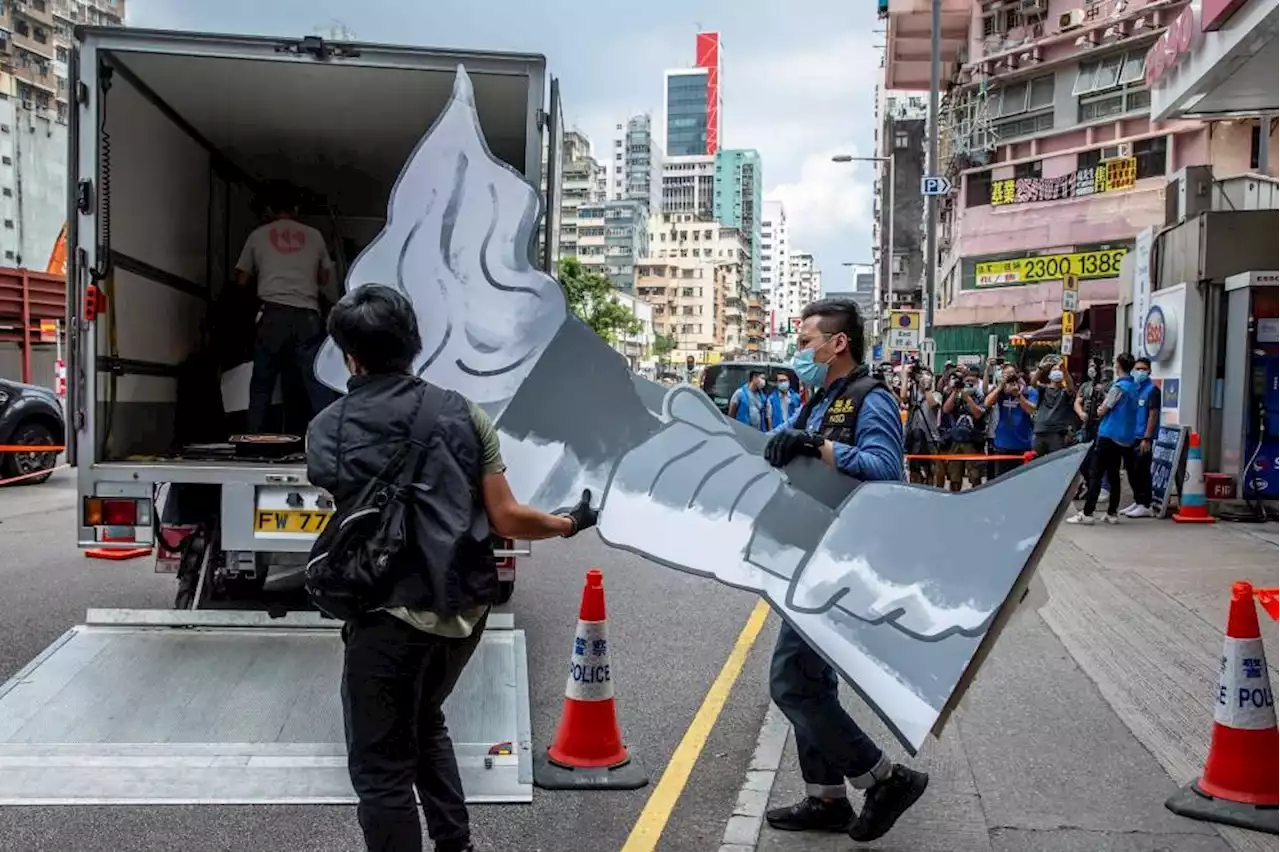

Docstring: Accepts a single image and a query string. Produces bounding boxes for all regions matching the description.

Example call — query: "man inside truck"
[235,181,338,435]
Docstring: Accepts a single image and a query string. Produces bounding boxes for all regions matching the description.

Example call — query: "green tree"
[651,333,676,368]
[558,257,643,344]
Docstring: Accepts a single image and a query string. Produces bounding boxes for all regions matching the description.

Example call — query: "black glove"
[764,429,825,468]
[561,489,598,537]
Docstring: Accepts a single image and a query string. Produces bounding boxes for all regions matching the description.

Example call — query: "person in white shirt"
[235,182,337,434]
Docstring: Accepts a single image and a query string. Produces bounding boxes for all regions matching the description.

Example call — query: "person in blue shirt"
[983,363,1038,478]
[1068,352,1139,525]
[760,298,926,842]
[766,371,802,436]
[1119,356,1162,518]
[728,370,769,432]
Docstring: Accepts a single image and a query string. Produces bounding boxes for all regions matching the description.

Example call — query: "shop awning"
[1010,318,1093,346]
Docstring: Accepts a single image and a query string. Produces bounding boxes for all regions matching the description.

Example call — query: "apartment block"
[608,288,655,372]
[880,0,1270,366]
[609,113,662,209]
[874,106,927,319]
[760,199,789,342]
[550,129,608,267]
[781,250,822,328]
[660,154,715,218]
[713,148,763,293]
[602,198,648,293]
[637,212,748,359]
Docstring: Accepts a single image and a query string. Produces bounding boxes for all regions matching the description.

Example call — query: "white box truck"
[0,26,566,806]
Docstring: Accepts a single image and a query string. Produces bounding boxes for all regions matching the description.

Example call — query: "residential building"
[826,272,877,361]
[0,0,123,266]
[609,113,663,209]
[760,199,789,341]
[663,31,722,157]
[778,251,821,331]
[602,198,649,293]
[549,129,608,267]
[636,212,747,361]
[871,88,929,340]
[713,148,763,293]
[573,202,607,279]
[661,154,716,218]
[880,0,1272,367]
[608,288,655,373]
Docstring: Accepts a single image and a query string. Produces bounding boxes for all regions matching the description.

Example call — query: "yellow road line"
[620,597,772,852]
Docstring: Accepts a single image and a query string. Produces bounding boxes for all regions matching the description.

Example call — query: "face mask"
[777,380,790,393]
[1049,369,1064,382]
[792,344,831,388]
[1132,369,1149,383]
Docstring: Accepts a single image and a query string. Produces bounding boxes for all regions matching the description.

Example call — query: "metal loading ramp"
[0,608,532,805]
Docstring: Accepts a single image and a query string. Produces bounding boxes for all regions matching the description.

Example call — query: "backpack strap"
[396,383,448,488]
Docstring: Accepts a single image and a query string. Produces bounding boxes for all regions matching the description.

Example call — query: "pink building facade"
[882,0,1278,343]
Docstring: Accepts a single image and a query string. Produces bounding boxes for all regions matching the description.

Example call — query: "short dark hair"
[748,370,764,381]
[1115,352,1136,374]
[1134,356,1151,369]
[800,297,864,362]
[328,284,422,375]
[262,180,299,214]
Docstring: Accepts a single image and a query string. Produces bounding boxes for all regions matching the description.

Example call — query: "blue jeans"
[769,621,888,797]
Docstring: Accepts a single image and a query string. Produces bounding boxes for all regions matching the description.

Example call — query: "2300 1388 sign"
[975,248,1127,287]
[255,510,332,533]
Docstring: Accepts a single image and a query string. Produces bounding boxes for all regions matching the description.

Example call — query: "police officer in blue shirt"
[761,298,928,842]
[1068,352,1140,525]
[1120,356,1161,518]
[767,370,802,434]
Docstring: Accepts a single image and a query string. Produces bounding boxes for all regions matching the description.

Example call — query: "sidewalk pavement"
[755,516,1279,852]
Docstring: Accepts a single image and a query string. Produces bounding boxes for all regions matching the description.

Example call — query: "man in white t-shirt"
[235,182,337,434]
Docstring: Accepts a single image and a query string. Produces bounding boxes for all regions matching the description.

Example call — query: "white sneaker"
[1126,505,1153,518]
[1103,513,1120,525]
[1120,502,1140,516]
[1065,511,1095,525]
[1098,489,1111,503]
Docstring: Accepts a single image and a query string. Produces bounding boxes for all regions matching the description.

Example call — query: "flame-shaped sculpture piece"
[314,66,1085,752]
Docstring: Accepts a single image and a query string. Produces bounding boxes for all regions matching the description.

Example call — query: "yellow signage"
[255,510,331,534]
[1062,274,1079,292]
[1062,311,1076,335]
[991,157,1139,207]
[889,310,921,330]
[975,248,1127,288]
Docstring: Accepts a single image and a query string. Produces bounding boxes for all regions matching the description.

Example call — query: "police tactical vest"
[797,364,892,447]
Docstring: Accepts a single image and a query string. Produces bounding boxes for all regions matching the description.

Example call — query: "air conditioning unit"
[1164,165,1214,226]
[1059,8,1086,30]
[1100,142,1132,160]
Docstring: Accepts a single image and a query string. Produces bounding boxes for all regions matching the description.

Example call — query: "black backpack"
[305,384,444,621]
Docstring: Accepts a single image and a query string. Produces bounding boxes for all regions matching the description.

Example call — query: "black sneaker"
[848,765,929,841]
[765,796,853,832]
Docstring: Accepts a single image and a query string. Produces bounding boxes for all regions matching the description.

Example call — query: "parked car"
[700,361,804,416]
[0,378,64,485]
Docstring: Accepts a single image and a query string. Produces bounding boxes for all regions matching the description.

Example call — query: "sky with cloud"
[128,0,884,291]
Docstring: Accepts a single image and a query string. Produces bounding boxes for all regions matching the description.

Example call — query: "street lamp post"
[833,153,895,353]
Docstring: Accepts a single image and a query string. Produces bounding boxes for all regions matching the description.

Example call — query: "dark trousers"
[1033,431,1067,458]
[991,448,1028,479]
[1083,437,1130,517]
[247,302,325,435]
[342,610,489,852]
[1126,446,1153,507]
[769,621,885,796]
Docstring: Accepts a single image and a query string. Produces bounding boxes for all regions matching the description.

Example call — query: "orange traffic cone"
[1166,581,1278,834]
[533,569,648,791]
[1173,433,1216,524]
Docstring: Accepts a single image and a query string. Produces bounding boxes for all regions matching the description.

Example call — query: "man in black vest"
[760,298,930,842]
[306,285,597,852]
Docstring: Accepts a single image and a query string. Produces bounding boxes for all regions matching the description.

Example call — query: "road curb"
[717,701,790,852]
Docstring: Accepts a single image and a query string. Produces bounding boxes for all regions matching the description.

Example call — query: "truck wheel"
[0,422,57,485]
[496,580,514,605]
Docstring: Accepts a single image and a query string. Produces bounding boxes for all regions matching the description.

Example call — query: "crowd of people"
[893,352,1162,519]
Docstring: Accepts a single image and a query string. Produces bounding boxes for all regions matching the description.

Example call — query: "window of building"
[1250,123,1267,170]
[1014,160,1042,179]
[1077,148,1103,171]
[34,27,48,45]
[1075,49,1149,122]
[1,157,11,166]
[3,251,11,260]
[894,131,909,150]
[989,75,1055,142]
[14,19,29,37]
[966,170,992,207]
[1134,135,1167,179]
[3,219,12,229]
[2,188,10,197]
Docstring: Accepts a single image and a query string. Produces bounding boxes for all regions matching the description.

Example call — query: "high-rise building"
[663,31,722,158]
[602,198,649,293]
[760,200,789,339]
[779,251,821,331]
[609,114,663,209]
[660,155,715,219]
[550,130,609,268]
[713,148,762,293]
[0,0,124,266]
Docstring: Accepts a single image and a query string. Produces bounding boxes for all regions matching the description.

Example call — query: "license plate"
[255,510,332,534]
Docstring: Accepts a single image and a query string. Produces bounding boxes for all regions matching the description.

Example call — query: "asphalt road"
[0,469,780,852]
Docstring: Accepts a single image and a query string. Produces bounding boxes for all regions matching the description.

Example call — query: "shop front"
[1147,0,1278,127]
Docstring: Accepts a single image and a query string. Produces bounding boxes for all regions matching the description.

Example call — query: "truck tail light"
[84,497,152,527]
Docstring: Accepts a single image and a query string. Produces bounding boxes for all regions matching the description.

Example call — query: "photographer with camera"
[939,365,987,491]
[1031,356,1077,457]
[903,360,941,484]
[984,363,1038,478]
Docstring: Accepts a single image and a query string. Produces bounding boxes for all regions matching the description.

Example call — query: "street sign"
[888,310,922,352]
[1062,289,1079,311]
[920,337,936,369]
[1062,274,1079,291]
[872,343,884,362]
[787,316,802,335]
[1061,311,1076,335]
[1061,334,1074,355]
[921,176,952,196]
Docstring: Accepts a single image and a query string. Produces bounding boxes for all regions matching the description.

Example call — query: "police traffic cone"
[1166,581,1278,834]
[1173,433,1216,524]
[533,568,648,791]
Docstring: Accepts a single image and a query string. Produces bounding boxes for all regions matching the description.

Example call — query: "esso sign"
[1144,305,1172,361]
[1145,3,1199,89]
